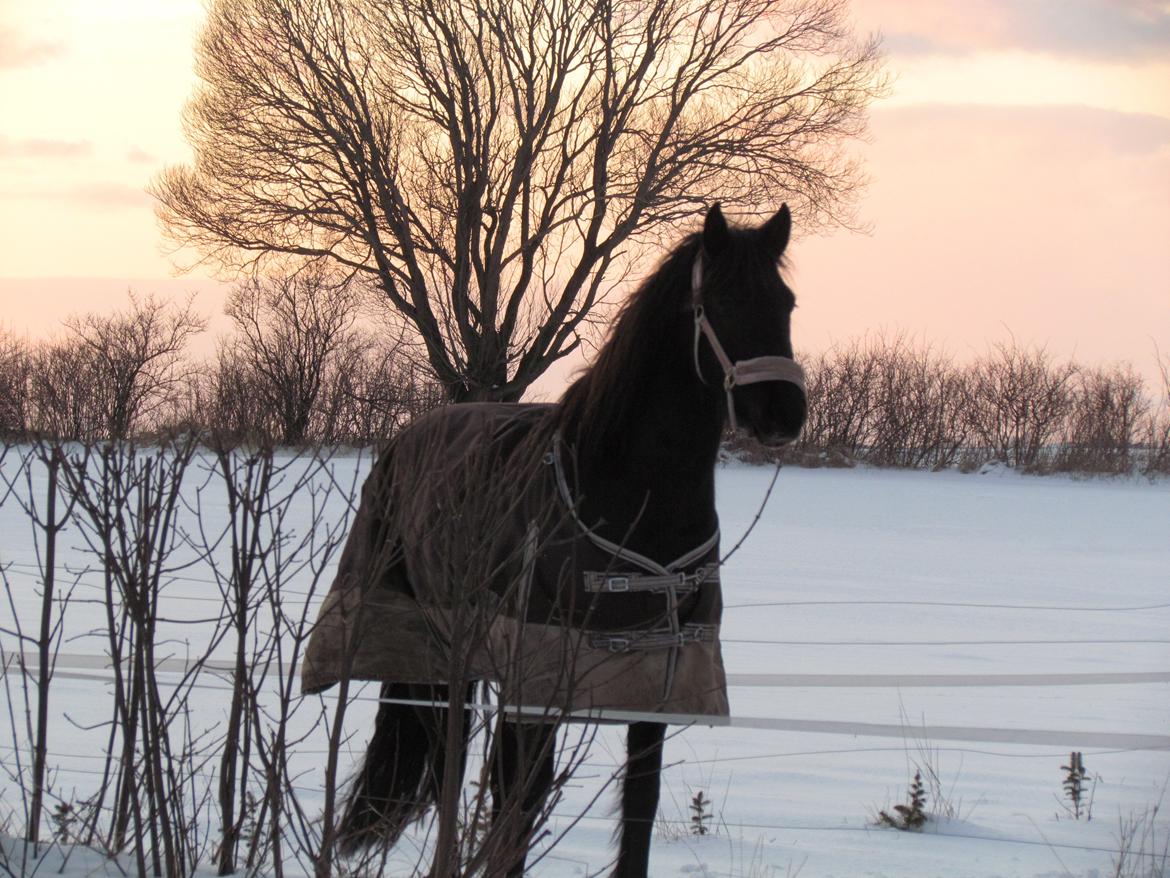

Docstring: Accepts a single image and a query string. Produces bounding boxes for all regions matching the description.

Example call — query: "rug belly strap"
[589,623,717,653]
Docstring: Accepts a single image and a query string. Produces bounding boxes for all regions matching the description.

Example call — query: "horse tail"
[338,681,474,854]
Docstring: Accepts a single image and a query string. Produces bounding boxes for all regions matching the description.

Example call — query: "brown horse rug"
[301,402,728,718]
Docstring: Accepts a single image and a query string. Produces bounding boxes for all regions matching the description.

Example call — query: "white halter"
[691,250,807,433]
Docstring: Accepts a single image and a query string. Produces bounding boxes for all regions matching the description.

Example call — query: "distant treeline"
[737,335,1170,476]
[1,284,1167,475]
[0,273,444,447]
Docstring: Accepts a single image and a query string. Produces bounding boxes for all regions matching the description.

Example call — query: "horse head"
[691,203,807,447]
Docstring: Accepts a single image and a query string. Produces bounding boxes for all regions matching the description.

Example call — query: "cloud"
[66,182,153,209]
[125,147,158,165]
[1012,0,1170,62]
[861,0,1170,63]
[0,137,93,159]
[0,25,64,69]
[874,103,1170,157]
[0,180,152,209]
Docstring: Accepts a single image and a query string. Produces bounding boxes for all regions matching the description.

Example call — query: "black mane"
[554,236,701,456]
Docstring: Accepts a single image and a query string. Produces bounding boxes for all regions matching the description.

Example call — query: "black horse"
[303,203,806,876]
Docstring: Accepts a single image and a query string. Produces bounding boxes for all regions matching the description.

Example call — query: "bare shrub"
[1056,364,1150,475]
[1141,354,1170,477]
[189,343,276,446]
[64,292,207,440]
[186,266,444,447]
[1,439,368,874]
[309,426,612,875]
[179,444,361,875]
[794,336,966,469]
[0,443,80,848]
[866,336,967,470]
[25,300,205,441]
[1111,780,1168,878]
[799,340,878,460]
[60,439,213,876]
[0,331,31,438]
[963,341,1077,471]
[25,340,109,441]
[319,343,445,445]
[223,269,364,446]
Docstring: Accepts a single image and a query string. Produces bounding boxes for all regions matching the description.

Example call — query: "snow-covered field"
[2,451,1167,877]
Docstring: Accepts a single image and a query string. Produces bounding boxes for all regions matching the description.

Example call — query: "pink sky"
[1,1,1168,396]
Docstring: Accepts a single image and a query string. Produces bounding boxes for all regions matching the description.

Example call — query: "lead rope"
[718,458,783,567]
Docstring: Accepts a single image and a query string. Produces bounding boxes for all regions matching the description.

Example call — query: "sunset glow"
[2,0,1167,386]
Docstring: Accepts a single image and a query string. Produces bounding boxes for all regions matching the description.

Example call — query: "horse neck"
[570,316,725,559]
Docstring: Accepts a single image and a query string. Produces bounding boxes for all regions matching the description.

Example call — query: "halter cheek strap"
[691,251,807,433]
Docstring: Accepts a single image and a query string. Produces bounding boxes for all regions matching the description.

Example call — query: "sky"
[1,0,1168,395]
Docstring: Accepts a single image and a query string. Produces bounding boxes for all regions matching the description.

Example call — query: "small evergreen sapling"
[51,801,76,843]
[1059,751,1095,820]
[690,790,712,836]
[879,769,928,830]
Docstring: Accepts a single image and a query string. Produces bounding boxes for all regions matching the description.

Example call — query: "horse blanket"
[300,403,729,718]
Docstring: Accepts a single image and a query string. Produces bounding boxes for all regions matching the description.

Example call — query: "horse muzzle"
[733,366,807,445]
[726,356,806,436]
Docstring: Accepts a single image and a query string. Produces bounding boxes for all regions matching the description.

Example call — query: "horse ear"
[703,203,730,253]
[761,204,791,259]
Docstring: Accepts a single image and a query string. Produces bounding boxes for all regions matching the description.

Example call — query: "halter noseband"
[691,250,807,433]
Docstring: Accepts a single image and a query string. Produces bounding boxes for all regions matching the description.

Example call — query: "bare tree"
[26,340,109,441]
[866,335,967,470]
[223,269,365,445]
[65,293,207,440]
[963,341,1077,471]
[60,440,211,877]
[1144,351,1170,475]
[1057,364,1150,474]
[799,338,879,459]
[0,330,31,437]
[154,0,886,401]
[0,443,80,848]
[321,343,445,443]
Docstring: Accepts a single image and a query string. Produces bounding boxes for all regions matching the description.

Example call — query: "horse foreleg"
[614,721,666,878]
[489,720,557,877]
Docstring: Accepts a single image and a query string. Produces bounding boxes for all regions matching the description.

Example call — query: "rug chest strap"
[582,564,719,595]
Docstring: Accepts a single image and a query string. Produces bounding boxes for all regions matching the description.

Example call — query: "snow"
[1,451,1167,877]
